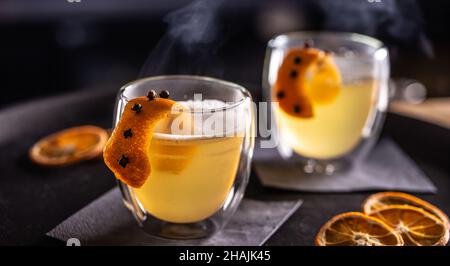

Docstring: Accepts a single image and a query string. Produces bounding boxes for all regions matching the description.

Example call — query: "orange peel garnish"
[273,47,341,118]
[103,96,176,188]
[29,125,108,167]
[315,212,404,246]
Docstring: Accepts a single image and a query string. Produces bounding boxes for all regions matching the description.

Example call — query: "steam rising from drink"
[137,0,431,148]
[139,0,225,77]
[140,0,432,76]
[138,0,272,146]
[316,0,432,56]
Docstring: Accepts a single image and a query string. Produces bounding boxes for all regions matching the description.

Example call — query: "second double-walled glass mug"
[263,32,389,175]
[113,75,255,239]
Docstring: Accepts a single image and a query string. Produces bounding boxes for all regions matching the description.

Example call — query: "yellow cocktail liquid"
[133,130,243,224]
[275,81,376,159]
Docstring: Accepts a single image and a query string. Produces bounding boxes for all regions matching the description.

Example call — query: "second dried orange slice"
[369,205,449,246]
[363,192,450,227]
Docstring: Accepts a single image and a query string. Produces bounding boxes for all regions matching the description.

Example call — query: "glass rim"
[268,31,385,50]
[118,75,252,114]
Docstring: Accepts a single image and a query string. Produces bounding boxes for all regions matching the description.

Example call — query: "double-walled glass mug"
[263,32,389,175]
[113,75,255,239]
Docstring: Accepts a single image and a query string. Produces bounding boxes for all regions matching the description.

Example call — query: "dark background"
[0,0,450,108]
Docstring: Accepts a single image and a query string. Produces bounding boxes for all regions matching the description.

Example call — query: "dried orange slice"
[369,205,449,246]
[29,125,108,166]
[103,96,176,188]
[363,192,450,227]
[315,212,404,246]
[273,47,341,118]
